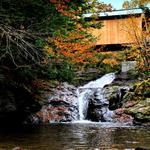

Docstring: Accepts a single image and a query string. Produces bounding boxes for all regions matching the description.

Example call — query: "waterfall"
[77,73,115,121]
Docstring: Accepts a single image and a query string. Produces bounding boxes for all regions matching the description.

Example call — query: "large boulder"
[100,76,135,125]
[104,84,131,110]
[124,98,150,125]
[122,79,150,125]
[29,82,79,123]
[86,89,115,122]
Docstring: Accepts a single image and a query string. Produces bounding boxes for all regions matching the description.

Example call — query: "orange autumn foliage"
[102,58,119,67]
[45,1,99,68]
[47,33,98,67]
[49,0,79,17]
[100,51,120,67]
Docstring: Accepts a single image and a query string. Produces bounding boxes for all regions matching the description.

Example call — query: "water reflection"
[0,123,150,150]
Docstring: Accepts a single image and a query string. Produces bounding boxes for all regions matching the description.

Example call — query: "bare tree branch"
[0,23,47,68]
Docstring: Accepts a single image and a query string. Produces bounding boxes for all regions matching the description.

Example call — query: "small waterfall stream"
[34,72,134,124]
[77,73,115,121]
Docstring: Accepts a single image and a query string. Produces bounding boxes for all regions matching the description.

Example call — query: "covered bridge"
[83,8,147,45]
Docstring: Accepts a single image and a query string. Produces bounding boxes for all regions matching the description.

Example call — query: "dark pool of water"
[0,123,150,150]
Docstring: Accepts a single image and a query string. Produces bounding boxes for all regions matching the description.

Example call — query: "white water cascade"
[77,72,115,121]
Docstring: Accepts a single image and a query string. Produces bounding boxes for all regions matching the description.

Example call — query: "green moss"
[125,99,150,121]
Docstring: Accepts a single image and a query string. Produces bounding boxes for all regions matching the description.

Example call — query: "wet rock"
[114,113,133,125]
[120,78,150,125]
[114,108,133,125]
[103,108,115,122]
[124,98,150,123]
[122,91,135,103]
[88,77,135,124]
[87,108,103,121]
[123,100,138,108]
[87,89,115,122]
[115,108,125,115]
[104,85,131,110]
[34,82,78,123]
[104,85,120,110]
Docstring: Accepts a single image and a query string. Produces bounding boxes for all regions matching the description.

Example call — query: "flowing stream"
[77,73,115,121]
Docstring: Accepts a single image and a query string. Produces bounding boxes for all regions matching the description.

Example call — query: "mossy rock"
[125,98,150,121]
